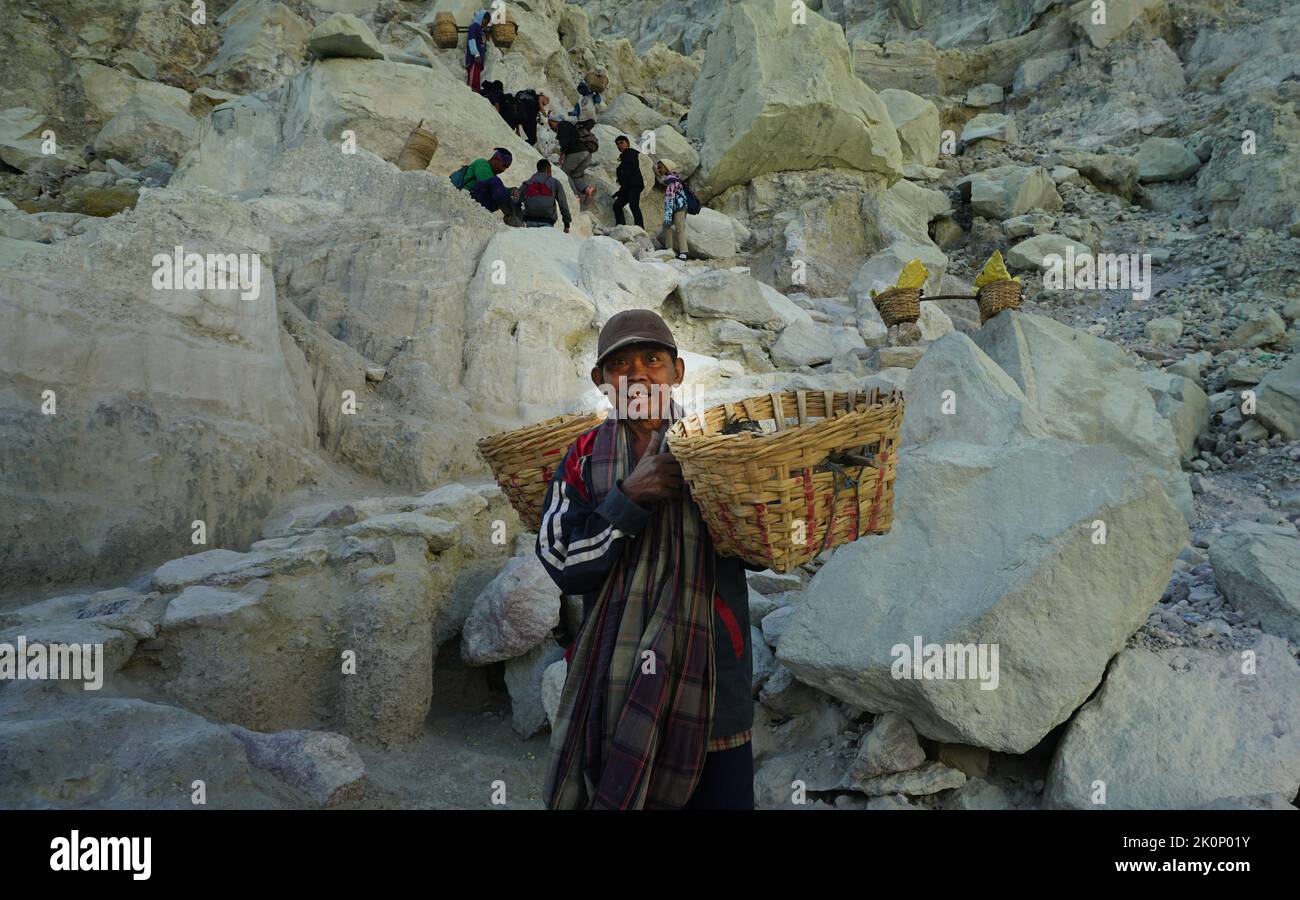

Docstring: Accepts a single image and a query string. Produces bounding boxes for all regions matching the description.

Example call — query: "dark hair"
[615,134,630,144]
[536,158,551,172]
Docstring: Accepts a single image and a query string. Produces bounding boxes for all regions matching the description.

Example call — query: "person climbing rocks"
[519,158,572,231]
[481,79,507,115]
[567,78,605,127]
[612,134,645,229]
[548,112,597,205]
[465,9,489,93]
[501,88,548,146]
[455,147,518,222]
[657,159,688,260]
[536,308,758,810]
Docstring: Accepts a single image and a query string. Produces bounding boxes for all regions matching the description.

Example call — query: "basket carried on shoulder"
[395,118,438,171]
[489,15,517,49]
[667,388,904,573]
[477,410,607,531]
[976,280,1022,324]
[585,69,609,92]
[431,12,459,48]
[872,287,922,327]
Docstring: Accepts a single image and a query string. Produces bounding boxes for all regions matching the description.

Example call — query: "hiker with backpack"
[502,89,548,146]
[465,10,489,93]
[519,158,572,232]
[451,147,518,220]
[656,159,695,260]
[612,134,645,229]
[547,112,598,205]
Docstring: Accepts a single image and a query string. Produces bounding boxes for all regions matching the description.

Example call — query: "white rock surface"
[1044,636,1300,809]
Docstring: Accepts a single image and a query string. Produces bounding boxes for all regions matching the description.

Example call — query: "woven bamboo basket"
[667,388,903,573]
[489,16,517,49]
[477,410,607,532]
[976,280,1022,324]
[585,69,609,92]
[432,12,459,48]
[395,119,438,171]
[872,286,921,327]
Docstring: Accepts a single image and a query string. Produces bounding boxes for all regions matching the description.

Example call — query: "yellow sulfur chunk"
[974,250,1023,289]
[895,258,929,290]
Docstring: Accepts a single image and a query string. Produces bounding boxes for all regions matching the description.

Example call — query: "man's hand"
[620,431,684,506]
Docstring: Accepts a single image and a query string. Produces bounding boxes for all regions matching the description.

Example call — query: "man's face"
[490,156,508,174]
[591,342,685,422]
[615,139,629,152]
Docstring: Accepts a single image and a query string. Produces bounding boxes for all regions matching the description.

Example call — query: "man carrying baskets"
[536,309,758,810]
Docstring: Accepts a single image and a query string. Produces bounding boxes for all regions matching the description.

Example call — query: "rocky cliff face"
[0,0,1297,811]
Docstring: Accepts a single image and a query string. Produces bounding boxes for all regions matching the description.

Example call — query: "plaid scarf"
[543,402,717,809]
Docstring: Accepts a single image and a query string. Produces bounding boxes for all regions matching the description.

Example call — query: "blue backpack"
[683,184,701,215]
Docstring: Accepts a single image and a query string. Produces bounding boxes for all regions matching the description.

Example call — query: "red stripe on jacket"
[562,427,600,503]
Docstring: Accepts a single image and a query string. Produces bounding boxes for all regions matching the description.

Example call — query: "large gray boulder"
[1140,370,1209,463]
[1135,136,1201,183]
[777,438,1186,753]
[93,94,198,166]
[686,0,901,199]
[1209,522,1300,643]
[307,12,386,60]
[0,684,280,809]
[204,0,312,93]
[678,269,784,327]
[460,555,561,666]
[1253,354,1300,440]
[776,317,1190,753]
[958,166,1062,220]
[1044,636,1300,809]
[972,312,1193,521]
[879,89,940,167]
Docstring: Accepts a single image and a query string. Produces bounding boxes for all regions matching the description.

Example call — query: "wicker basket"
[667,389,903,573]
[976,280,1022,325]
[872,286,922,327]
[585,69,609,92]
[432,12,459,48]
[489,16,517,49]
[477,410,607,531]
[395,119,438,171]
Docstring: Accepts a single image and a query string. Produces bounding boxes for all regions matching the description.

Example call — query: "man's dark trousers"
[612,186,644,228]
[684,742,754,809]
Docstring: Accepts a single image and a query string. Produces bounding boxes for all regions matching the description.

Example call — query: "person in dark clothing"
[519,158,571,231]
[548,113,595,204]
[481,80,507,115]
[612,134,645,228]
[502,89,548,146]
[465,10,488,93]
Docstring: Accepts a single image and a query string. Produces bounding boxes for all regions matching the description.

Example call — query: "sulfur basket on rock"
[395,118,438,171]
[667,388,903,573]
[872,286,922,327]
[975,279,1022,325]
[477,410,607,532]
